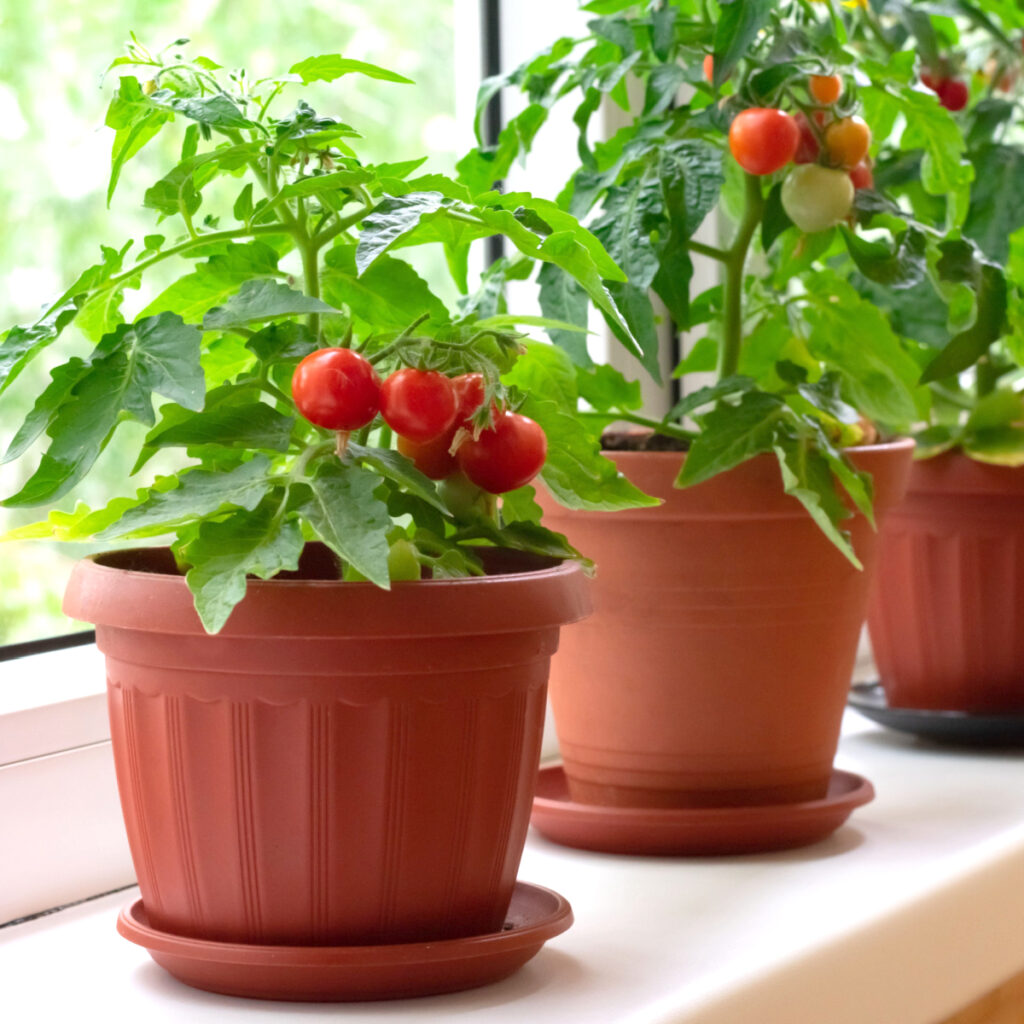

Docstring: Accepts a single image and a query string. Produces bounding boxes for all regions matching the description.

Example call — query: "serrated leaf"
[921,263,1008,383]
[666,376,756,422]
[180,502,304,632]
[0,303,77,396]
[149,91,253,129]
[713,0,773,87]
[289,55,413,85]
[98,456,274,539]
[278,167,376,200]
[2,358,91,464]
[3,313,203,507]
[678,390,787,488]
[841,225,928,290]
[576,364,642,413]
[105,76,173,204]
[140,241,282,322]
[773,437,861,569]
[522,398,660,511]
[203,279,339,330]
[245,321,318,362]
[299,460,392,586]
[500,484,543,524]
[537,263,593,367]
[503,340,578,411]
[145,400,294,451]
[346,442,447,513]
[322,244,447,331]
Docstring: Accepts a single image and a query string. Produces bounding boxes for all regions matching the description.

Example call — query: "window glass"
[0,1,457,643]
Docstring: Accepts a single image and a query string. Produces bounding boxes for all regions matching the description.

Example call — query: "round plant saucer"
[849,681,1024,747]
[530,764,873,856]
[116,881,572,1003]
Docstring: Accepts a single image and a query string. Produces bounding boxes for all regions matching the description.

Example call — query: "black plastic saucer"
[848,682,1024,747]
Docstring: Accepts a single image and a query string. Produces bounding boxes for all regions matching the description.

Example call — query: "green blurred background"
[0,0,456,642]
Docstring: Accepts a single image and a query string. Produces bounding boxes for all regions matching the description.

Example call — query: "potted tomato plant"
[818,2,1024,718]
[450,0,1013,848]
[0,40,651,1000]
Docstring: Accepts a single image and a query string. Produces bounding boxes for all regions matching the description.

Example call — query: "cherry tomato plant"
[0,41,660,632]
[459,0,1024,564]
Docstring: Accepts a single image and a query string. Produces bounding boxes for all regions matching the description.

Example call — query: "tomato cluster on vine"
[722,69,873,236]
[291,348,547,495]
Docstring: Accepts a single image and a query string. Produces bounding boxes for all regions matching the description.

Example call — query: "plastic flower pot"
[537,440,913,809]
[64,545,590,947]
[868,453,1024,712]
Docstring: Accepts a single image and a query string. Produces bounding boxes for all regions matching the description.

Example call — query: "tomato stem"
[719,172,764,378]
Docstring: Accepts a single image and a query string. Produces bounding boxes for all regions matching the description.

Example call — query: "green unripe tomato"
[781,164,854,234]
[438,470,490,523]
[387,539,421,581]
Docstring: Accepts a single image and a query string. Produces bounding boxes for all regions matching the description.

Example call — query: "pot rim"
[63,545,592,639]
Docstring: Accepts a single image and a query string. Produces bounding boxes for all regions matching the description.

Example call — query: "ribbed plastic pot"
[63,545,590,946]
[868,453,1024,711]
[537,441,913,809]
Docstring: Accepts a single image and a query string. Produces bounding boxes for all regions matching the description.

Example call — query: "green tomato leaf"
[3,313,203,507]
[773,436,861,569]
[145,398,294,452]
[288,55,413,85]
[277,167,376,200]
[322,244,448,331]
[149,91,253,129]
[140,241,282,323]
[245,321,318,362]
[105,76,173,204]
[346,442,447,514]
[921,263,1008,383]
[500,484,544,525]
[713,0,773,87]
[678,390,787,488]
[666,376,756,422]
[840,225,928,290]
[179,502,305,633]
[522,397,659,511]
[576,364,643,413]
[0,303,77,396]
[98,456,274,540]
[963,144,1024,264]
[203,279,340,330]
[503,340,578,411]
[299,459,392,587]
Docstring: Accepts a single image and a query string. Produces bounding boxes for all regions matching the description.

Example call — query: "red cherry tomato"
[921,70,940,92]
[792,112,821,165]
[452,372,486,422]
[728,108,800,176]
[824,116,872,169]
[849,162,874,190]
[809,74,842,105]
[397,432,457,480]
[937,78,969,111]
[456,412,547,494]
[380,368,458,443]
[292,348,381,431]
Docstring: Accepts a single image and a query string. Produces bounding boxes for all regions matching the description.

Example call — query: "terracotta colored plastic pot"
[868,453,1024,711]
[537,440,913,809]
[64,545,589,946]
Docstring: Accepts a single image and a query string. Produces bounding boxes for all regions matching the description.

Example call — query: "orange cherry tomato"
[703,54,714,84]
[809,74,842,105]
[824,116,872,169]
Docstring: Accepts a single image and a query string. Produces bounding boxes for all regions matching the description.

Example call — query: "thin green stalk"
[718,173,764,379]
[976,353,999,399]
[299,240,322,340]
[615,411,697,442]
[687,238,729,262]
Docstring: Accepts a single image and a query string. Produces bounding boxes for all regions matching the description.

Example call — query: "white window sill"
[4,710,1024,1023]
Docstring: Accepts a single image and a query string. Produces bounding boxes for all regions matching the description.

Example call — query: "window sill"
[4,710,1024,1023]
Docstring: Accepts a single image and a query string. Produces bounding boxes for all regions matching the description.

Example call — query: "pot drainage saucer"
[530,764,873,856]
[849,681,1024,747]
[116,881,572,1002]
